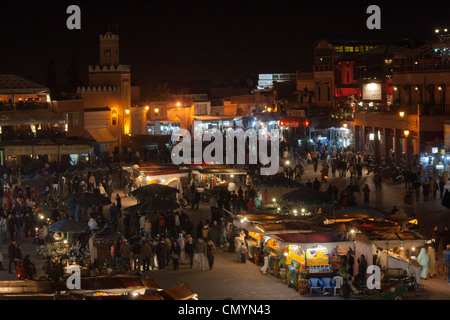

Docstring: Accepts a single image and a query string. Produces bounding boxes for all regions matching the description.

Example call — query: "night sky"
[0,0,448,87]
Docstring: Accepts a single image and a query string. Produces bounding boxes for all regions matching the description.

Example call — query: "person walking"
[15,212,23,242]
[357,254,367,280]
[156,238,167,270]
[417,247,430,280]
[195,237,207,271]
[8,240,16,274]
[443,244,450,284]
[442,226,450,251]
[7,214,15,242]
[362,184,370,204]
[240,241,247,263]
[260,245,271,275]
[206,240,215,270]
[431,226,441,253]
[185,235,196,269]
[144,218,152,241]
[112,239,121,269]
[171,240,181,271]
[118,240,130,271]
[109,202,119,227]
[427,245,437,279]
[116,194,122,217]
[177,233,186,265]
[141,240,152,272]
[131,241,142,271]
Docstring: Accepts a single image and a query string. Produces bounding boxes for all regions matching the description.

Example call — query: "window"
[327,86,331,101]
[345,46,354,52]
[104,49,111,65]
[63,112,82,129]
[347,72,350,83]
[317,86,321,101]
[195,103,208,115]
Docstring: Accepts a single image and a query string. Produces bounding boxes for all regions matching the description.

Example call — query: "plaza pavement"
[0,162,449,299]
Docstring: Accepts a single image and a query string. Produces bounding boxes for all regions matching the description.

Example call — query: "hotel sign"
[362,82,382,101]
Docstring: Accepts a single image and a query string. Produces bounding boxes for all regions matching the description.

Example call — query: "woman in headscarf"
[417,247,430,280]
[427,245,437,279]
[255,188,262,208]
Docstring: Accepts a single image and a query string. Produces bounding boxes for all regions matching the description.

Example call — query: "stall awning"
[196,166,247,175]
[87,128,117,144]
[278,117,309,127]
[272,232,344,243]
[193,116,242,121]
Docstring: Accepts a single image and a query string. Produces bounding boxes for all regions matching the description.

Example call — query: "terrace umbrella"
[130,184,179,201]
[61,192,112,207]
[333,206,388,219]
[49,219,88,233]
[282,187,333,205]
[48,219,89,246]
[21,173,49,193]
[263,175,303,188]
[125,199,179,213]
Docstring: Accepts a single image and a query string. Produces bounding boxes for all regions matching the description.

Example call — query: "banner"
[4,146,33,156]
[33,145,58,155]
[59,144,90,155]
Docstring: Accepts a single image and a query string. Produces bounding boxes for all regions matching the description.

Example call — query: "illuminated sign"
[362,82,382,100]
[259,74,273,80]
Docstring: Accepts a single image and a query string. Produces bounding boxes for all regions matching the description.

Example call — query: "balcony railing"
[1,130,66,141]
[355,103,450,116]
[0,101,50,110]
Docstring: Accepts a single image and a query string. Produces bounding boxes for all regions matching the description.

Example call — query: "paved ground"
[0,161,450,300]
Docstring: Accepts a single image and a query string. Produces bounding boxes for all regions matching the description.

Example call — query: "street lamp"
[125,109,130,115]
[176,101,181,107]
[404,130,410,137]
[399,111,405,118]
[343,123,348,128]
[145,105,149,111]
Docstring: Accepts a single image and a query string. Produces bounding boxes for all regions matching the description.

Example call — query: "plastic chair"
[333,276,343,296]
[308,278,323,295]
[321,277,335,295]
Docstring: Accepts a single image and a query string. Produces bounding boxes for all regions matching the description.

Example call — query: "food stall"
[370,231,425,284]
[189,165,246,190]
[267,232,353,279]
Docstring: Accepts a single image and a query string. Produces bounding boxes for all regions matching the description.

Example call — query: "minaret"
[99,32,119,66]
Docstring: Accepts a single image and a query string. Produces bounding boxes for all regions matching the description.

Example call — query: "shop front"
[193,116,244,133]
[147,120,180,135]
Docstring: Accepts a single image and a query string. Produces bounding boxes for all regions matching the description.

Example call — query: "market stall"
[370,231,425,284]
[267,232,353,279]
